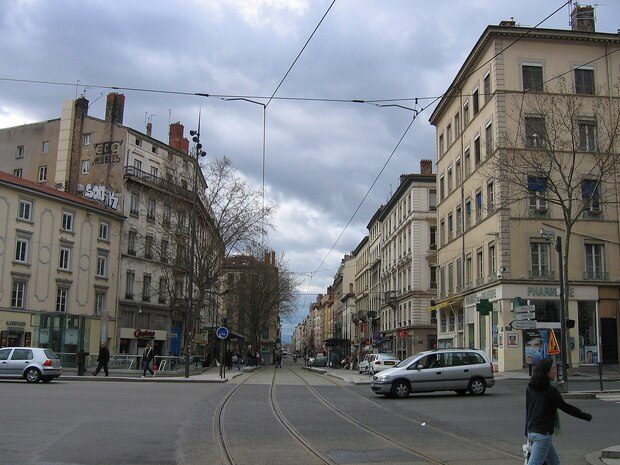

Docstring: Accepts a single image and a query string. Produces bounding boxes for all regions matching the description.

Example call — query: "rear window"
[465,352,486,365]
[44,349,59,359]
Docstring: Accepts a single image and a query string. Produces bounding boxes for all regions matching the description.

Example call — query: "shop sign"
[93,140,123,165]
[134,329,156,338]
[527,286,575,298]
[465,288,497,306]
[79,183,120,210]
[6,321,26,327]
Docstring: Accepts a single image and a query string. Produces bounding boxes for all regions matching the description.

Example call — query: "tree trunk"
[562,230,573,369]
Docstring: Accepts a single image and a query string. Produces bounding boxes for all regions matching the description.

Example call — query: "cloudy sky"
[2,0,619,341]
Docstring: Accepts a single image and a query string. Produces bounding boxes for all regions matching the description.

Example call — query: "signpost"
[514,304,536,314]
[216,326,229,340]
[217,326,229,379]
[510,320,537,330]
[511,299,537,331]
[514,312,536,321]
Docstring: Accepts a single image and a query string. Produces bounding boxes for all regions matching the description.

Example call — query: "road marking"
[597,394,620,405]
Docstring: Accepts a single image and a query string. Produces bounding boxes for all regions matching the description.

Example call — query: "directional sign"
[216,326,229,340]
[514,305,536,314]
[514,312,536,321]
[511,320,537,330]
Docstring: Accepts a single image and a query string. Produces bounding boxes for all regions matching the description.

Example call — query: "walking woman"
[525,358,592,465]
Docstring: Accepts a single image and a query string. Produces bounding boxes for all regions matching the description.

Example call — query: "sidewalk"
[60,365,257,383]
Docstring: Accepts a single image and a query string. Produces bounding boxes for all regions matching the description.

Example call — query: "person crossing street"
[142,342,156,377]
[92,342,110,377]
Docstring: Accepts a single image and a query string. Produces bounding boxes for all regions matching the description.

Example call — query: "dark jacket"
[97,346,110,364]
[525,384,591,435]
[143,348,155,362]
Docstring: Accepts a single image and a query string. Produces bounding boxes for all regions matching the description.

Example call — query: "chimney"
[571,5,595,32]
[75,96,89,118]
[105,93,125,124]
[146,122,152,137]
[499,18,516,27]
[420,159,433,175]
[168,122,189,154]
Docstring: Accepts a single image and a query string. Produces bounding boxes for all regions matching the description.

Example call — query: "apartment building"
[0,172,122,356]
[0,93,215,358]
[429,7,620,371]
[367,206,384,337]
[325,254,355,359]
[378,160,437,359]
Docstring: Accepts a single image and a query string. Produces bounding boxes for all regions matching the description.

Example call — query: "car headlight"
[377,375,389,382]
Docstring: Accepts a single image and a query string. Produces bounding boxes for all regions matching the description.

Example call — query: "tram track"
[297,367,523,462]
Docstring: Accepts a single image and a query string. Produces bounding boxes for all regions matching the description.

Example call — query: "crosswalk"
[597,394,620,405]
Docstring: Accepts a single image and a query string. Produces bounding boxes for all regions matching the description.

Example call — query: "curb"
[325,372,372,385]
[301,366,326,374]
[59,375,234,383]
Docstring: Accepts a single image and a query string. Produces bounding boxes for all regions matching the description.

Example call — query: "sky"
[1,0,619,342]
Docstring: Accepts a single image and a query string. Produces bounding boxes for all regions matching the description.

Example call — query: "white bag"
[522,440,532,465]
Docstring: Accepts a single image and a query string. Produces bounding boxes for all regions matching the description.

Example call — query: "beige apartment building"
[0,93,214,358]
[352,236,370,357]
[378,161,437,359]
[430,7,620,371]
[0,172,122,356]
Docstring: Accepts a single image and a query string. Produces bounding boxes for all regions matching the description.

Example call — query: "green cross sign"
[476,298,493,316]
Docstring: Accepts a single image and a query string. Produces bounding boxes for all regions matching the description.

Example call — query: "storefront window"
[578,301,598,364]
[531,300,560,322]
[468,323,475,349]
[479,314,487,352]
[491,311,499,362]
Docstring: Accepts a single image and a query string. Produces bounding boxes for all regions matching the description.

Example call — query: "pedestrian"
[275,352,282,368]
[141,342,155,377]
[235,351,243,370]
[524,358,592,465]
[226,350,233,370]
[92,341,110,377]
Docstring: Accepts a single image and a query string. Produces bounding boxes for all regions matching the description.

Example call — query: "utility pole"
[556,236,568,391]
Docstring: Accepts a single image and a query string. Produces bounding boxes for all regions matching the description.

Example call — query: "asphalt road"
[1,364,618,465]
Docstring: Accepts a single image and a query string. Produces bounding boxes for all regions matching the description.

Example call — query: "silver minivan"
[0,347,62,383]
[371,349,494,398]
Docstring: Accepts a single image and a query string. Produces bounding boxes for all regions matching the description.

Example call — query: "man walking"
[93,342,110,376]
[142,342,155,377]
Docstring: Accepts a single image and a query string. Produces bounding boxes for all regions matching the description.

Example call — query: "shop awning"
[427,297,462,312]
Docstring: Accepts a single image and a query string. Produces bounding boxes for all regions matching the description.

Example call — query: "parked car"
[309,354,328,367]
[0,347,62,383]
[359,353,399,374]
[370,349,495,399]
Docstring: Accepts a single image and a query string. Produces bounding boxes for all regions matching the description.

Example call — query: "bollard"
[597,362,604,392]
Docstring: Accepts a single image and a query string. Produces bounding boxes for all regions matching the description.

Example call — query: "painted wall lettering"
[82,184,120,210]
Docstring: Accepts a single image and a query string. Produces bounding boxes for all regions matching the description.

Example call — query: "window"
[487,181,495,212]
[96,255,107,277]
[465,199,472,228]
[145,235,154,260]
[463,101,469,125]
[456,258,463,290]
[126,271,135,299]
[475,191,483,220]
[438,134,445,155]
[525,117,546,148]
[465,254,472,285]
[430,266,437,289]
[439,268,445,295]
[133,159,142,171]
[485,121,493,156]
[522,64,543,91]
[56,287,68,312]
[160,239,169,263]
[147,199,156,220]
[95,292,105,316]
[483,73,491,104]
[440,219,445,245]
[42,141,49,154]
[11,281,26,308]
[447,166,453,192]
[447,124,452,147]
[130,192,139,215]
[464,147,471,176]
[582,179,601,216]
[18,199,32,221]
[447,213,453,239]
[17,145,24,158]
[488,244,496,276]
[455,159,461,185]
[429,226,436,250]
[530,242,551,278]
[575,68,594,95]
[474,136,481,166]
[62,211,74,231]
[163,204,171,225]
[584,244,604,279]
[477,248,483,279]
[81,159,90,174]
[456,205,462,234]
[176,240,186,264]
[578,121,597,151]
[135,138,142,147]
[59,247,71,271]
[439,176,445,201]
[528,176,548,211]
[11,349,33,361]
[83,133,91,145]
[14,237,29,263]
[448,263,454,293]
[13,169,23,178]
[127,230,137,255]
[175,279,184,299]
[472,88,480,115]
[38,166,47,182]
[159,277,167,303]
[151,145,158,154]
[98,222,109,240]
[150,166,159,177]
[454,113,460,137]
[143,274,152,302]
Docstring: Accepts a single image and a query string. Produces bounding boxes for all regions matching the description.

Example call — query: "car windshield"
[44,349,60,359]
[396,354,420,367]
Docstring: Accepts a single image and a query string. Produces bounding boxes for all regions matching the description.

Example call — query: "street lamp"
[183,124,206,378]
[540,228,568,391]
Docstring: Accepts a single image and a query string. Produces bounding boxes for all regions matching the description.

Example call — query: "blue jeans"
[528,432,560,465]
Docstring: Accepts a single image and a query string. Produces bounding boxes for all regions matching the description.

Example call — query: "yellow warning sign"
[547,329,560,355]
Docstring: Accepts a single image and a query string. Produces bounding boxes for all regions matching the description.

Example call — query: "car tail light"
[375,361,381,364]
[490,362,494,373]
[43,360,53,367]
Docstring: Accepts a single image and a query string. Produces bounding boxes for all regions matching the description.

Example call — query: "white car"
[359,353,400,374]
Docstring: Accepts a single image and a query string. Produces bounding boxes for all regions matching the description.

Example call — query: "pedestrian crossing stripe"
[598,395,620,402]
[547,329,560,355]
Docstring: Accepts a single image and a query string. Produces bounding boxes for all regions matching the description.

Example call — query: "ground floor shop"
[433,283,619,372]
[382,326,437,360]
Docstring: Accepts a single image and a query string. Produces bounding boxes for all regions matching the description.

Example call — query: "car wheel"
[25,368,41,383]
[468,377,486,396]
[41,376,53,383]
[391,380,410,399]
[455,389,467,396]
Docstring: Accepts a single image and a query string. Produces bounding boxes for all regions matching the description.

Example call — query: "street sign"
[510,320,537,330]
[547,329,560,355]
[514,312,536,321]
[514,305,536,314]
[216,326,229,340]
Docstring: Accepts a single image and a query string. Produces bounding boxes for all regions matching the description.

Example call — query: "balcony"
[476,276,485,286]
[127,248,136,256]
[583,210,603,220]
[529,269,554,280]
[125,293,134,300]
[528,207,550,219]
[465,281,473,290]
[124,166,192,200]
[584,270,608,281]
[488,273,498,282]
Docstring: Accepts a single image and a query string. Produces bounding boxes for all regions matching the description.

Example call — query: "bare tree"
[483,78,620,364]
